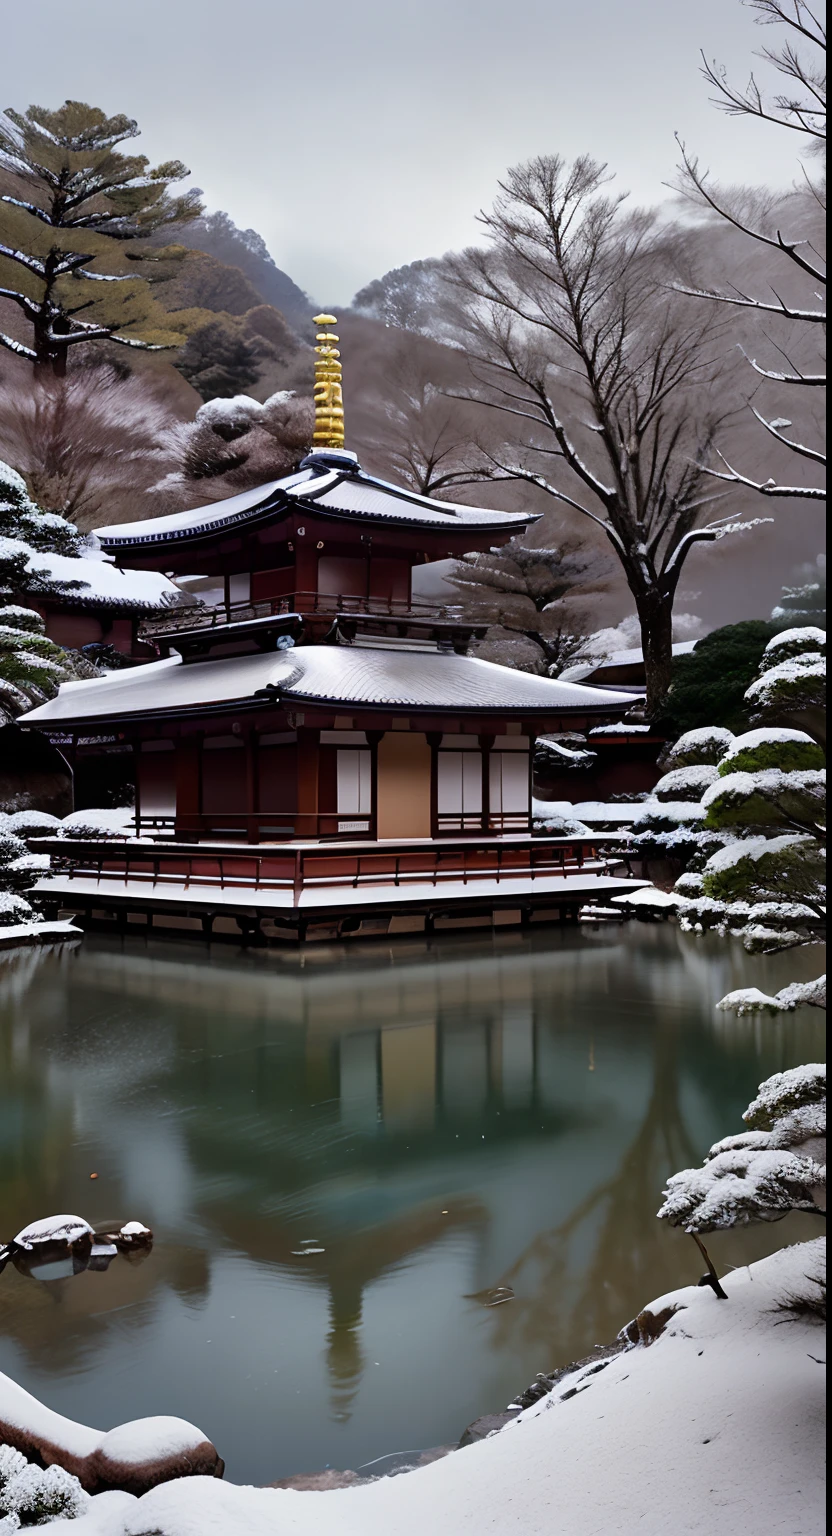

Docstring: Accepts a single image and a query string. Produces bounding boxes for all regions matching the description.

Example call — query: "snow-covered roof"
[94,476,303,546]
[96,451,538,550]
[0,537,184,613]
[20,644,636,727]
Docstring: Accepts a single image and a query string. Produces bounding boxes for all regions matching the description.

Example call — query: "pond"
[0,924,825,1485]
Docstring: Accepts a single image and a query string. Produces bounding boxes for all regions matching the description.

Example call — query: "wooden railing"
[135,811,530,842]
[36,832,620,909]
[140,592,466,639]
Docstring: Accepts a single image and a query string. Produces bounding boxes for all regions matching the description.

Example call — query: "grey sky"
[4,0,808,304]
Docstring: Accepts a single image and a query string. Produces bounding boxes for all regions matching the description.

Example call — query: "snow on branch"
[716,975,826,1015]
[663,515,774,576]
[701,449,825,500]
[0,332,37,361]
[750,407,826,464]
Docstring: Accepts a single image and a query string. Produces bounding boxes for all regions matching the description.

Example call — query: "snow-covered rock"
[13,1215,94,1252]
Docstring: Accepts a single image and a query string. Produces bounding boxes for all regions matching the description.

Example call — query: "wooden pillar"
[366,730,384,840]
[133,742,141,836]
[479,733,495,834]
[245,730,258,843]
[426,732,441,839]
[174,736,201,839]
[296,728,320,838]
[524,726,534,834]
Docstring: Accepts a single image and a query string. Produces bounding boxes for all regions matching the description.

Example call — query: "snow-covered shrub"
[702,769,825,831]
[701,832,825,911]
[658,1064,826,1235]
[0,892,33,927]
[0,832,27,867]
[674,870,704,896]
[660,726,735,769]
[533,809,592,836]
[718,727,824,776]
[0,826,49,928]
[746,651,826,725]
[0,1459,87,1524]
[2,810,61,838]
[59,808,135,840]
[632,800,705,833]
[653,764,719,802]
[762,626,826,664]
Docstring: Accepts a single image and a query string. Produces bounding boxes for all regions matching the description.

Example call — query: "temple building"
[21,317,648,938]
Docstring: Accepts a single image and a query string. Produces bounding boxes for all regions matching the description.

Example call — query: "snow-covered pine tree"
[628,727,736,874]
[659,628,827,1010]
[658,1063,826,1284]
[745,626,826,747]
[0,100,202,375]
[0,460,102,723]
[450,537,609,676]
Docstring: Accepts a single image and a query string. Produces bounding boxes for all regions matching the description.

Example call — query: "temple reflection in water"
[0,929,824,1479]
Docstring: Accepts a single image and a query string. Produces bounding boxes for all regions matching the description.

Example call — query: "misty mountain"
[173,211,315,330]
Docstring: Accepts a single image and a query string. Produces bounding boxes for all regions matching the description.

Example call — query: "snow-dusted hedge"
[762,626,826,662]
[746,652,825,716]
[702,768,826,830]
[59,808,135,840]
[653,764,719,802]
[660,727,735,769]
[718,728,824,776]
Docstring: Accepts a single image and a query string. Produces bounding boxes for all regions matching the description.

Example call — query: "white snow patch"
[611,887,679,910]
[52,1241,825,1536]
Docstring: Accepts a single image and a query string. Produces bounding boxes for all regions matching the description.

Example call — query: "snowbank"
[41,1240,825,1535]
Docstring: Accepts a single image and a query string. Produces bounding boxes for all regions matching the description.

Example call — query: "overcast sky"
[4,0,808,304]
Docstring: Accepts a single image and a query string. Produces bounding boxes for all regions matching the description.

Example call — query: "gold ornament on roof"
[312,312,345,448]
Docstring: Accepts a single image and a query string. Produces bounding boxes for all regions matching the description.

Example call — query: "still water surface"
[0,925,824,1484]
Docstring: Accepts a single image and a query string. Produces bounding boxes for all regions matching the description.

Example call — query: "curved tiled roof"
[97,452,538,551]
[21,645,634,727]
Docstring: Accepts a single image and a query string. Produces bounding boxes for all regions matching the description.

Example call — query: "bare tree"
[446,156,765,714]
[674,0,826,500]
[0,362,182,529]
[370,336,493,497]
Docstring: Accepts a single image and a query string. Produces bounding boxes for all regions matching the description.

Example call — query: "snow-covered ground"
[29,1238,827,1535]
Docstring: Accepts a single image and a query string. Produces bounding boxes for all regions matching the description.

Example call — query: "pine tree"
[659,1065,826,1239]
[0,463,103,728]
[0,101,202,375]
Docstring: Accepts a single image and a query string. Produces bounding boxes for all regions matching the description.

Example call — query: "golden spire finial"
[312,312,345,449]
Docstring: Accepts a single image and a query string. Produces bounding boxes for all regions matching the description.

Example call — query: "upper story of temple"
[95,318,541,645]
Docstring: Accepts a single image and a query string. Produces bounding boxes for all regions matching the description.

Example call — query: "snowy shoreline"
[2,1238,825,1535]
